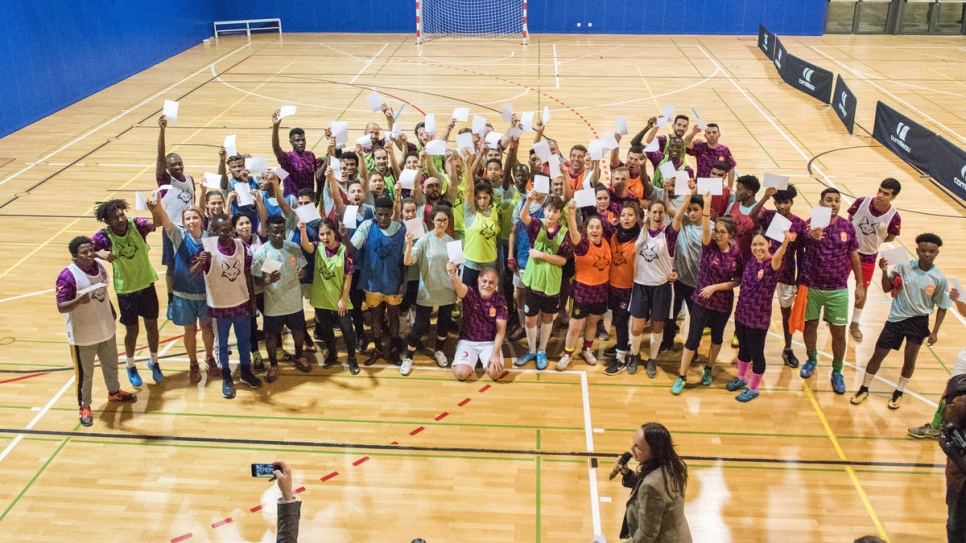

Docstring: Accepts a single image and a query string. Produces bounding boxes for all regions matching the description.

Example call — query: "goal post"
[416,0,529,44]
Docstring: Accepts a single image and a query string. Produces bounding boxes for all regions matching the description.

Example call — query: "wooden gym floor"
[0,32,965,543]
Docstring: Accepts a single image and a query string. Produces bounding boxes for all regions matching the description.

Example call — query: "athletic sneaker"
[556,353,572,372]
[603,345,618,358]
[355,334,369,353]
[597,321,609,341]
[800,360,817,379]
[581,348,598,366]
[736,389,760,402]
[645,359,657,379]
[849,322,863,342]
[888,391,903,410]
[107,389,137,403]
[782,348,800,369]
[266,365,279,383]
[626,354,639,375]
[126,366,142,387]
[147,361,163,384]
[252,351,265,372]
[603,359,626,376]
[206,356,220,378]
[731,335,739,348]
[240,368,262,389]
[536,352,548,370]
[515,352,537,367]
[726,378,747,392]
[507,325,526,343]
[79,406,93,427]
[701,367,713,386]
[322,353,338,369]
[850,388,869,405]
[189,362,202,384]
[294,357,312,373]
[908,423,940,440]
[658,339,674,354]
[830,371,846,394]
[671,377,686,395]
[434,350,449,368]
[348,357,360,375]
[400,358,414,376]
[222,378,236,399]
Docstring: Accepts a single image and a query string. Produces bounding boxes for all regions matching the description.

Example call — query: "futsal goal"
[416,0,529,44]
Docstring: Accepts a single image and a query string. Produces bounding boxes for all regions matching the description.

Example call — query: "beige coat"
[621,467,692,543]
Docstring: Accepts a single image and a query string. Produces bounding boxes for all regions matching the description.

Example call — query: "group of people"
[56,105,961,431]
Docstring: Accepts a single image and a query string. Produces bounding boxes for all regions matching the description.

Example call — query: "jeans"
[216,312,252,373]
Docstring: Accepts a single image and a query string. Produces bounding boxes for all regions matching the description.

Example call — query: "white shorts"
[953,348,966,377]
[776,283,797,309]
[453,339,502,369]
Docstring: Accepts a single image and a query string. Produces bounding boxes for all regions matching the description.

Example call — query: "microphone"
[609,452,633,480]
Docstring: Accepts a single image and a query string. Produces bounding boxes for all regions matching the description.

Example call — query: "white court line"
[553,44,560,89]
[0,288,54,304]
[887,80,966,100]
[0,43,251,189]
[478,87,531,106]
[0,377,75,464]
[580,371,603,536]
[417,50,516,66]
[349,43,389,85]
[811,45,966,146]
[316,42,368,63]
[571,68,720,110]
[557,44,627,65]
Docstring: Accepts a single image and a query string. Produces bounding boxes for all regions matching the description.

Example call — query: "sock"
[564,347,574,355]
[630,334,642,356]
[539,322,553,351]
[125,356,135,369]
[862,372,875,388]
[525,325,538,353]
[807,350,818,363]
[649,333,659,360]
[749,372,763,393]
[582,339,594,351]
[852,308,863,323]
[896,376,910,392]
[932,401,946,429]
[294,344,303,359]
[149,352,159,366]
[737,360,751,381]
[832,359,844,373]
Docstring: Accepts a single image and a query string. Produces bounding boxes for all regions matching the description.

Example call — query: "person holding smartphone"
[271,461,301,543]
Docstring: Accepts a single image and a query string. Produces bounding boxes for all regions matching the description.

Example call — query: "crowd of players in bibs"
[56,104,962,429]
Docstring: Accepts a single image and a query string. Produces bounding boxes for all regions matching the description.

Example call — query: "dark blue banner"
[930,136,966,201]
[780,54,834,104]
[832,75,857,135]
[758,24,775,60]
[872,101,936,174]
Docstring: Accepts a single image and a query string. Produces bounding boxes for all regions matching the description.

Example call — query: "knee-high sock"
[525,324,538,354]
[896,376,910,392]
[539,322,553,351]
[737,360,751,381]
[749,372,764,393]
[630,334,642,356]
[851,308,863,323]
[649,333,660,360]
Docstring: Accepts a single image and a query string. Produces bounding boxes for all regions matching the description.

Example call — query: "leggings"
[735,321,768,374]
[407,304,455,350]
[250,292,264,352]
[349,272,365,339]
[662,282,696,343]
[609,289,632,351]
[684,304,730,351]
[315,309,356,360]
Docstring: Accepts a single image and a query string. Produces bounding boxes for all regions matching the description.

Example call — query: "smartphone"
[251,463,280,478]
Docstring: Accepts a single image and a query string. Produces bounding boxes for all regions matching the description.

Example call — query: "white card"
[506,126,524,139]
[203,172,223,189]
[878,246,909,269]
[549,155,563,179]
[521,112,535,132]
[77,282,108,296]
[343,205,359,229]
[472,114,487,135]
[245,157,267,173]
[156,184,173,192]
[691,107,708,130]
[202,236,219,254]
[542,106,552,124]
[279,105,296,119]
[674,171,691,196]
[135,191,148,211]
[273,167,289,181]
[163,100,179,122]
[356,135,372,147]
[391,124,401,140]
[532,140,553,164]
[533,175,551,194]
[763,172,789,190]
[424,114,437,136]
[809,206,832,229]
[949,277,963,296]
[260,258,283,275]
[456,132,475,154]
[659,162,677,182]
[399,168,418,190]
[643,138,659,152]
[601,134,619,152]
[765,213,792,242]
[697,177,723,196]
[330,121,348,137]
[574,188,596,208]
[502,103,514,122]
[616,116,628,136]
[447,240,465,264]
[224,134,237,157]
[295,204,321,224]
[661,105,675,120]
[330,156,343,181]
[588,140,604,161]
[426,139,447,156]
[657,116,668,128]
[233,183,254,206]
[365,91,383,113]
[403,217,425,239]
[485,131,502,149]
[453,107,469,122]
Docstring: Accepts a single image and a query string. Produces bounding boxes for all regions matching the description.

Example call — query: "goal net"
[417,0,529,44]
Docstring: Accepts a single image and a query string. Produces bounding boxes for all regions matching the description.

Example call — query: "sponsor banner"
[758,24,775,60]
[872,101,935,174]
[832,75,857,135]
[930,136,966,201]
[781,54,834,104]
[772,37,788,78]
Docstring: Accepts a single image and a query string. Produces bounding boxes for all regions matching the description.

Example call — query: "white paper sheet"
[506,126,524,139]
[453,107,469,122]
[234,183,255,206]
[588,140,604,161]
[391,124,401,140]
[447,240,465,264]
[485,131,502,149]
[426,139,447,156]
[661,104,675,120]
[163,100,178,122]
[659,162,677,182]
[601,134,619,152]
[260,258,283,275]
[521,112,534,132]
[763,172,789,190]
[343,205,359,229]
[878,246,909,269]
[203,172,223,189]
[472,114,487,135]
[331,121,348,137]
[691,107,707,130]
[616,116,628,136]
[330,156,343,181]
[202,236,219,254]
[356,135,372,147]
[533,140,553,164]
[424,114,437,136]
[809,206,832,229]
[245,157,268,173]
[502,103,514,122]
[295,204,322,224]
[533,175,551,194]
[366,91,383,113]
[224,134,237,157]
[273,167,289,181]
[765,213,792,242]
[399,168,418,190]
[403,217,425,239]
[697,177,723,196]
[76,282,108,296]
[135,191,148,211]
[643,138,659,152]
[574,188,596,208]
[949,277,964,297]
[456,132,475,154]
[279,105,297,119]
[674,171,691,196]
[542,106,552,124]
[657,116,668,128]
[549,155,563,179]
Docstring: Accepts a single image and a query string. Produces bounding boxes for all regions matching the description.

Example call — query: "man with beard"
[272,109,323,205]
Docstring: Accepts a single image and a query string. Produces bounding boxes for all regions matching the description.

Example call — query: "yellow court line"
[801,381,890,542]
[634,63,662,110]
[0,60,294,281]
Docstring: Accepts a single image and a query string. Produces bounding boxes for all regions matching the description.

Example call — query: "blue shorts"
[167,296,211,326]
[161,229,174,267]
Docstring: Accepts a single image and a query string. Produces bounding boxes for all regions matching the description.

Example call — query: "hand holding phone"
[251,463,281,478]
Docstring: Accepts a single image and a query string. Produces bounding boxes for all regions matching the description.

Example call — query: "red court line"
[409,426,425,436]
[295,486,306,494]
[478,384,491,393]
[352,456,370,466]
[434,412,449,421]
[499,371,510,380]
[118,333,187,357]
[222,55,253,73]
[211,518,233,529]
[170,534,193,543]
[458,398,471,407]
[321,471,339,482]
[0,373,45,385]
[390,440,399,445]
[250,504,263,513]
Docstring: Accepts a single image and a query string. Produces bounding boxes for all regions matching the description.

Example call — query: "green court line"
[838,182,856,198]
[853,468,943,476]
[542,458,583,464]
[0,438,69,523]
[673,38,706,78]
[535,456,542,543]
[710,88,779,168]
[536,429,541,451]
[369,39,406,79]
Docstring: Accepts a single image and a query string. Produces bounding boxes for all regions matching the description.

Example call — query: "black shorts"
[875,316,930,351]
[628,283,673,321]
[525,289,560,317]
[263,310,307,334]
[572,301,607,319]
[117,284,160,326]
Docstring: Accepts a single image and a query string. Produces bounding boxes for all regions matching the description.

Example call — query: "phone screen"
[251,463,277,478]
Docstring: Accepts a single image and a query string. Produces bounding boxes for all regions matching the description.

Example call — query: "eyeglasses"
[434,218,449,224]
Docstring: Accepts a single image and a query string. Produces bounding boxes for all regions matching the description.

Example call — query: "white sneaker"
[581,348,598,366]
[400,358,414,376]
[433,350,448,367]
[556,353,572,372]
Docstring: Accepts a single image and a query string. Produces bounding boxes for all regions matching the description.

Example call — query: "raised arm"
[749,187,776,221]
[218,146,229,191]
[533,119,545,145]
[156,116,168,178]
[403,234,415,266]
[387,141,401,178]
[444,153,460,202]
[447,261,469,299]
[642,117,660,145]
[683,125,700,150]
[254,191,268,238]
[631,117,657,147]
[609,133,623,169]
[520,193,536,227]
[462,152,477,213]
[771,232,792,271]
[701,191,713,245]
[268,174,293,217]
[298,222,315,254]
[566,201,581,245]
[146,193,174,235]
[672,193,691,232]
[271,109,285,160]
[502,138,519,191]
